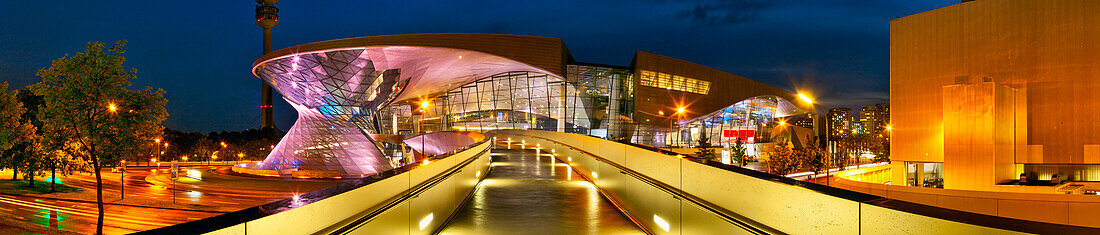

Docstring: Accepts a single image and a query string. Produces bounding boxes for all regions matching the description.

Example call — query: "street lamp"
[668,106,687,149]
[120,160,126,199]
[797,93,814,104]
[107,103,118,113]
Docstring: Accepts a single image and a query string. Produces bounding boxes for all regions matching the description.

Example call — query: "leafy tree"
[731,137,747,166]
[765,138,799,176]
[33,40,168,235]
[190,137,217,162]
[0,83,37,181]
[871,135,890,163]
[0,82,24,152]
[799,135,828,179]
[694,136,717,162]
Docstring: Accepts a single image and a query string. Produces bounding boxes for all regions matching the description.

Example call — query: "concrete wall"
[835,165,1100,228]
[495,130,1024,234]
[207,140,492,235]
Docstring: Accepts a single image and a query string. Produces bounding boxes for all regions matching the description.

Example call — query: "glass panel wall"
[377,65,634,140]
[665,96,792,148]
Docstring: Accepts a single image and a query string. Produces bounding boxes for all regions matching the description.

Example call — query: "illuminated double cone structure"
[252,49,406,177]
[250,35,560,177]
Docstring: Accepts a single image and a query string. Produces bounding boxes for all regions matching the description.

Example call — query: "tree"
[871,134,890,163]
[799,135,828,179]
[33,40,168,235]
[765,138,799,176]
[693,136,717,162]
[731,137,747,166]
[0,83,37,182]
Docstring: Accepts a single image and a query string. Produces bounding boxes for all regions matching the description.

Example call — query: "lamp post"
[413,100,430,164]
[120,160,125,200]
[665,107,686,150]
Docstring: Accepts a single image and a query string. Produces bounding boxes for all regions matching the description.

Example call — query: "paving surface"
[439,147,643,235]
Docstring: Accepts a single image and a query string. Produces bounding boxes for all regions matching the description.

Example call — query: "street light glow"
[676,107,685,114]
[107,103,118,112]
[797,93,814,104]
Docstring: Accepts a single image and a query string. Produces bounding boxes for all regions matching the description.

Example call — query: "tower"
[256,0,278,129]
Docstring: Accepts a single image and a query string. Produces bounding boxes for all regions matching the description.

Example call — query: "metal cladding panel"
[891,0,1100,164]
[631,51,810,127]
[255,33,569,78]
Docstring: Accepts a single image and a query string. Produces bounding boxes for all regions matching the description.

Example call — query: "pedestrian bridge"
[142,130,1096,234]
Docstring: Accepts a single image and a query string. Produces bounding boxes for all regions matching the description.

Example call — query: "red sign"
[739,130,755,138]
[723,130,755,138]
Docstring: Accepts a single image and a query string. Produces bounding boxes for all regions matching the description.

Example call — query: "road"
[0,194,219,234]
[64,167,304,210]
[0,165,345,234]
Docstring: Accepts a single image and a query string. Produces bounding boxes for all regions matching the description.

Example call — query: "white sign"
[721,150,731,165]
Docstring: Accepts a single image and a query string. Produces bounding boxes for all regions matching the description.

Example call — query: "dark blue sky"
[0,0,941,132]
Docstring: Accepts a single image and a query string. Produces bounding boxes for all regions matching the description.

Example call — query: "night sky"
[0,0,941,132]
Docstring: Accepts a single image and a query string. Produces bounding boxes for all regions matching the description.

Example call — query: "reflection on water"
[439,148,642,235]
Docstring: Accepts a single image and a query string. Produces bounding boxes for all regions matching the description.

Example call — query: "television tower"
[256,0,278,129]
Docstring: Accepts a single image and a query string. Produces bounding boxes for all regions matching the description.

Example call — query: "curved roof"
[254,34,571,104]
[255,33,569,76]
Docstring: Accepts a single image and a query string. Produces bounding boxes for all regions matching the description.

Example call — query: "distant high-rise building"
[876,103,890,127]
[827,108,852,137]
[792,113,815,129]
[858,104,890,135]
[849,120,858,135]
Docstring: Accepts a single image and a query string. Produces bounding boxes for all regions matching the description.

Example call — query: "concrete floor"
[438,148,642,235]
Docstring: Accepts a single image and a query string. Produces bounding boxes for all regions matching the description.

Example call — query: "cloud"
[674,0,773,26]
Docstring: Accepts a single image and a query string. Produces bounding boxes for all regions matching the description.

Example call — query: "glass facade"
[379,65,634,140]
[667,96,803,148]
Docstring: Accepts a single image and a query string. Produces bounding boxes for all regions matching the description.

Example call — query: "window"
[638,70,709,94]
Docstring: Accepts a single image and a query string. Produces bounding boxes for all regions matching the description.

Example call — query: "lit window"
[638,70,709,94]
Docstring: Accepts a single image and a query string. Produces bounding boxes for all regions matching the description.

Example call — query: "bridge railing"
[492,130,1097,234]
[138,139,493,235]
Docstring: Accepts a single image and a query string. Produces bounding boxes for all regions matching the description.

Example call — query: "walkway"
[438,146,642,235]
